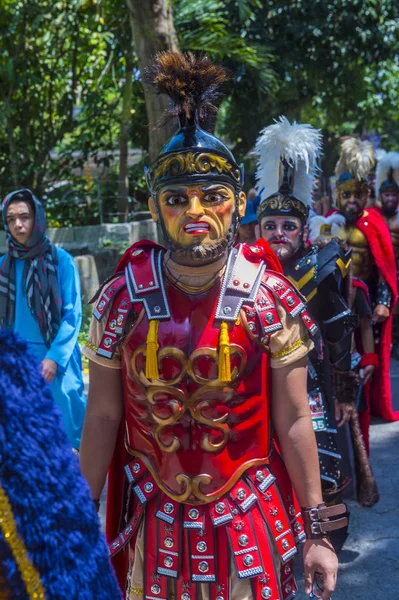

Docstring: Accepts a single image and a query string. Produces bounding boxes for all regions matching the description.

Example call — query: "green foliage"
[175,0,277,155]
[0,0,398,209]
[175,0,399,169]
[0,0,148,201]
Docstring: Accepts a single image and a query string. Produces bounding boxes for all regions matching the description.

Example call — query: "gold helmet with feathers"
[335,137,375,195]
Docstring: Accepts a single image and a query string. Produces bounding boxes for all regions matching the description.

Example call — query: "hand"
[304,537,338,599]
[335,399,352,427]
[41,358,57,383]
[360,364,375,385]
[373,303,389,324]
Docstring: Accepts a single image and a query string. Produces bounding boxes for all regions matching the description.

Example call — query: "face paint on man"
[337,186,368,225]
[149,183,246,264]
[380,190,399,218]
[260,215,304,262]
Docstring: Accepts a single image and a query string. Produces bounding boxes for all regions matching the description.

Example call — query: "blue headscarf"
[0,189,61,347]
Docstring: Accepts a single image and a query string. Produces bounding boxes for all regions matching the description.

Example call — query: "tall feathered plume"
[335,137,375,181]
[143,51,229,127]
[255,116,322,207]
[375,151,399,195]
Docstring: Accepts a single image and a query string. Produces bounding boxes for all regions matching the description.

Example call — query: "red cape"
[105,239,283,594]
[326,208,398,420]
[340,208,398,421]
[106,240,160,595]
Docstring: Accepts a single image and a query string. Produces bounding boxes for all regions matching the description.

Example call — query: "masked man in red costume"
[80,53,346,600]
[374,151,399,357]
[333,138,398,422]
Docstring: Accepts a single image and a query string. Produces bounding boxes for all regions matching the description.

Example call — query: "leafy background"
[0,0,398,222]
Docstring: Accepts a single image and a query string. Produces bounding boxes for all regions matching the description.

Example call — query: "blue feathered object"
[0,330,122,599]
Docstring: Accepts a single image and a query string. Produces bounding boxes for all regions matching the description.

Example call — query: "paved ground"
[90,360,399,598]
[295,358,399,599]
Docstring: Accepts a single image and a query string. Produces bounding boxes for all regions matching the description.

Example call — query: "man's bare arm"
[271,357,322,507]
[80,360,124,501]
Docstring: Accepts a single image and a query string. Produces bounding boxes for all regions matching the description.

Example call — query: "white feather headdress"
[375,151,399,195]
[255,116,322,208]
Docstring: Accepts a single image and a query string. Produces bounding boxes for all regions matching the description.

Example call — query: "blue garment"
[0,247,86,448]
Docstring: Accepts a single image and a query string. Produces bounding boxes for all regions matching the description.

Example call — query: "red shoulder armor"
[92,273,127,322]
[242,284,283,346]
[97,285,140,360]
[262,271,318,336]
[217,244,317,338]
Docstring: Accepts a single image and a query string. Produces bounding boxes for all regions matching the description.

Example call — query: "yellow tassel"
[218,321,232,383]
[146,319,160,379]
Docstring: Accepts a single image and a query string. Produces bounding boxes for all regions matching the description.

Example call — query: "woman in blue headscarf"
[0,188,86,450]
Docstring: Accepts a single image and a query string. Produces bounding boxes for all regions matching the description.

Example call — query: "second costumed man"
[255,118,354,547]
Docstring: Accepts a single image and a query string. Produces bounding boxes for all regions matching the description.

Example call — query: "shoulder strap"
[215,244,266,322]
[125,247,170,321]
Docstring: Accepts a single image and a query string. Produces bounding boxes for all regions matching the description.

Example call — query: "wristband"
[301,502,348,540]
[376,282,391,308]
[359,352,379,369]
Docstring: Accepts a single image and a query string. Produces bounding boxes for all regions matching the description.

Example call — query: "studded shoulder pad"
[262,271,318,336]
[125,246,170,320]
[242,284,283,348]
[92,273,127,322]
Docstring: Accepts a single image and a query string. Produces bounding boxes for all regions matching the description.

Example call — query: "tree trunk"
[117,53,134,222]
[6,117,20,189]
[125,0,179,162]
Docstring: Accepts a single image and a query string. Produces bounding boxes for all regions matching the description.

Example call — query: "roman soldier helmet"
[375,151,399,196]
[335,137,375,196]
[255,116,322,224]
[143,52,244,243]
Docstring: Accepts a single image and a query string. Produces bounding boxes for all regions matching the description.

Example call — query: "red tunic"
[90,241,316,600]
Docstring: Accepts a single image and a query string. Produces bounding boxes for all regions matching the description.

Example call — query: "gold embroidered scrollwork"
[131,346,187,387]
[147,386,187,453]
[152,151,242,187]
[260,194,308,218]
[130,343,248,455]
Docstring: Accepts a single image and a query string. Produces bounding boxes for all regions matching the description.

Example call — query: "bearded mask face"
[336,181,369,225]
[380,190,399,218]
[149,183,246,264]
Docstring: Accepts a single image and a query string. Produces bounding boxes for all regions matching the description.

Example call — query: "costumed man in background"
[307,217,379,507]
[255,117,353,549]
[80,53,346,600]
[0,330,121,599]
[374,151,399,357]
[0,189,86,450]
[237,200,258,245]
[332,138,398,422]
